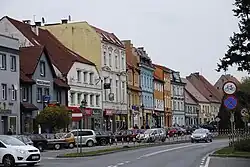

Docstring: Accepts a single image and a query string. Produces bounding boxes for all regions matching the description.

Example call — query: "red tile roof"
[154,64,170,72]
[92,25,124,48]
[187,73,221,103]
[54,78,70,89]
[20,70,35,83]
[5,16,95,75]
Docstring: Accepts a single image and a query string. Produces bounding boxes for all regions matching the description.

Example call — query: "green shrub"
[234,139,250,152]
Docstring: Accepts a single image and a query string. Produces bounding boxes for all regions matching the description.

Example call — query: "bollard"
[127,137,130,144]
[109,138,112,146]
[121,137,124,145]
[115,138,118,145]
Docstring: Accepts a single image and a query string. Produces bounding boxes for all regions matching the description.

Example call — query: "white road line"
[124,161,130,163]
[138,143,206,158]
[204,157,211,167]
[117,162,124,166]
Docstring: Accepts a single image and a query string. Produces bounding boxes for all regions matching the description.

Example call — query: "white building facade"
[99,34,127,132]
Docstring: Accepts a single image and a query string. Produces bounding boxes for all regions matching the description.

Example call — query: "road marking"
[117,162,124,166]
[138,143,206,158]
[204,157,211,167]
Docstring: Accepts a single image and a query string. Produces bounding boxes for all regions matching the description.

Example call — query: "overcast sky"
[1,0,247,84]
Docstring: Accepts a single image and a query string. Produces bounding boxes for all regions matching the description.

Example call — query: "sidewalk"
[208,157,250,167]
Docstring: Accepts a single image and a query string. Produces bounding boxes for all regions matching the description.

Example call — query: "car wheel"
[27,163,36,166]
[161,138,166,142]
[210,139,213,142]
[54,144,61,150]
[191,140,194,143]
[87,140,94,147]
[68,143,74,149]
[100,139,107,146]
[37,143,44,152]
[3,155,15,167]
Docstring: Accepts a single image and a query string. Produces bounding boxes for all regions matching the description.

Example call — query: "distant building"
[187,72,221,123]
[0,34,20,134]
[214,74,240,97]
[170,71,186,126]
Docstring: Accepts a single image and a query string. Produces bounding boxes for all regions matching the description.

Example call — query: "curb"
[210,154,250,159]
[56,140,190,158]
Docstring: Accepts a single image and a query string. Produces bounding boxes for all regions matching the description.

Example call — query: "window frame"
[10,55,16,72]
[36,87,42,102]
[39,61,45,77]
[1,84,7,100]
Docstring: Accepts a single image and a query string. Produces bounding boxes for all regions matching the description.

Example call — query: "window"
[115,55,118,69]
[1,84,7,100]
[0,53,6,70]
[70,92,75,105]
[44,88,49,96]
[104,78,108,101]
[83,72,87,83]
[121,57,124,70]
[56,91,61,103]
[89,73,94,84]
[116,80,119,102]
[122,81,125,103]
[103,51,107,65]
[109,52,112,67]
[40,61,45,77]
[84,94,88,104]
[36,88,42,102]
[10,56,16,71]
[77,93,82,105]
[109,79,112,94]
[90,94,94,106]
[77,70,81,82]
[22,87,28,101]
[96,95,100,106]
[11,85,16,100]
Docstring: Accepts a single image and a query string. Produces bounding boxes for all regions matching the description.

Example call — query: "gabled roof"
[182,78,209,103]
[4,16,95,75]
[186,73,221,103]
[124,40,139,71]
[214,74,241,87]
[153,64,164,82]
[153,64,170,73]
[185,90,197,105]
[91,25,124,48]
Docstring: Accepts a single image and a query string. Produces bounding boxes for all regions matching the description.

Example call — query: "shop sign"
[92,109,102,115]
[115,110,128,114]
[36,79,50,87]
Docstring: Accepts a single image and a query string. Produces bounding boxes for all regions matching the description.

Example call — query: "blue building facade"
[136,47,154,127]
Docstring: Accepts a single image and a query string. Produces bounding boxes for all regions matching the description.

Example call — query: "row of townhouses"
[0,16,240,134]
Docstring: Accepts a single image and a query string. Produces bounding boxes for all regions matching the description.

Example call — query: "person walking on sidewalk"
[7,128,12,135]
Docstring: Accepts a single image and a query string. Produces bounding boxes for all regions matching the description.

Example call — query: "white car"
[0,135,40,167]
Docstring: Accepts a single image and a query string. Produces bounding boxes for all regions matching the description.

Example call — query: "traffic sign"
[223,81,237,95]
[215,117,221,122]
[241,108,248,117]
[223,95,238,110]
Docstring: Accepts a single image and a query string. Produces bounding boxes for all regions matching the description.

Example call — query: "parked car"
[56,133,75,149]
[95,131,114,146]
[175,127,186,136]
[12,135,34,146]
[137,128,166,143]
[41,133,68,150]
[0,135,40,167]
[70,129,97,147]
[201,124,217,132]
[167,127,178,137]
[26,134,48,152]
[191,128,213,143]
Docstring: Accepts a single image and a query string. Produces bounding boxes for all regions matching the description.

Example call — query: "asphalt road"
[42,135,191,158]
[39,139,228,167]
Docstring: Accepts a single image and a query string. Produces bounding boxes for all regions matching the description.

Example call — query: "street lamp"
[196,108,200,126]
[141,104,145,128]
[79,99,87,153]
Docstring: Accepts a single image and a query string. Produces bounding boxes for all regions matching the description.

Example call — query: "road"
[208,157,250,167]
[39,139,228,167]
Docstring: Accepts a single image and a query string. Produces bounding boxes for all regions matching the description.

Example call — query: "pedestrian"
[7,128,12,135]
[146,125,150,129]
[134,124,139,129]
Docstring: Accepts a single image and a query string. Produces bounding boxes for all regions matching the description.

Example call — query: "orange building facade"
[154,65,172,127]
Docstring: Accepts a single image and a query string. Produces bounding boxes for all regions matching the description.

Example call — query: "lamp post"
[79,99,87,154]
[196,108,199,126]
[141,104,145,128]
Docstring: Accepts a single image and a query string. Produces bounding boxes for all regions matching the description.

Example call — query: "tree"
[35,105,70,133]
[217,0,250,73]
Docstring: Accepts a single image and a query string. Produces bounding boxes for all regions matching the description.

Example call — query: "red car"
[167,127,177,137]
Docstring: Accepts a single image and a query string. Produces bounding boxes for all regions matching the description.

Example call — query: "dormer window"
[40,61,45,77]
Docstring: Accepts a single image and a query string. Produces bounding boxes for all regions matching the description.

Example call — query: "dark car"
[201,124,217,132]
[27,134,48,152]
[12,135,34,145]
[95,131,114,146]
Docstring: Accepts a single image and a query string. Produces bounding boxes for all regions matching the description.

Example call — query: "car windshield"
[144,129,153,134]
[193,129,206,134]
[0,136,26,146]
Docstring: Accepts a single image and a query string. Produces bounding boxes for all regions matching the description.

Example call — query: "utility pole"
[79,99,87,154]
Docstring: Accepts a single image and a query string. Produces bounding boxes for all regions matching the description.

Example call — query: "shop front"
[143,110,153,128]
[153,111,165,128]
[0,108,18,135]
[128,105,140,128]
[104,109,128,132]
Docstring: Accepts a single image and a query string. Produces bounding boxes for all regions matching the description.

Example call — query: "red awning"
[68,106,93,122]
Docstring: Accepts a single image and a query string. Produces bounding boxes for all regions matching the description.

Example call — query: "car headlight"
[191,135,194,138]
[16,149,27,154]
[202,135,206,138]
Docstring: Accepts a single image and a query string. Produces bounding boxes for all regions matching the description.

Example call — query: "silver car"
[191,128,213,143]
[136,128,166,143]
[70,129,97,147]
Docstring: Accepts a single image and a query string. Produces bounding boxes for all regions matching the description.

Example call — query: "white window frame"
[11,85,16,101]
[1,84,7,100]
[0,53,6,70]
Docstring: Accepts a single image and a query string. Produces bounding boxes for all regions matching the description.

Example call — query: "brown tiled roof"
[186,73,221,103]
[182,78,209,103]
[6,16,95,75]
[154,64,170,72]
[54,78,70,89]
[92,25,124,48]
[124,40,139,71]
[20,70,35,83]
[185,90,197,105]
[20,46,44,75]
[153,64,164,82]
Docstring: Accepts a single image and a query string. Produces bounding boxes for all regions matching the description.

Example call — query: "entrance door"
[1,116,8,134]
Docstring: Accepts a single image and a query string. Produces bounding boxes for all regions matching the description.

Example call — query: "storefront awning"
[20,102,38,111]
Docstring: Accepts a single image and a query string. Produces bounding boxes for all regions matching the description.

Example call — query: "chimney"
[35,22,41,26]
[61,19,68,24]
[22,20,31,25]
[31,25,39,36]
[194,72,199,76]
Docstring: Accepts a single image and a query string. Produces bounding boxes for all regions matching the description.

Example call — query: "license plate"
[32,156,39,160]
